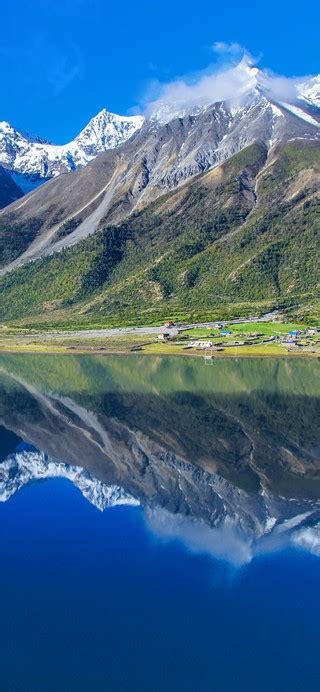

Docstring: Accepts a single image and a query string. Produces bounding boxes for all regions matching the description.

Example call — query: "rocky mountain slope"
[0,63,319,193]
[298,75,320,108]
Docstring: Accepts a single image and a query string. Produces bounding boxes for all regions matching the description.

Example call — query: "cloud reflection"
[144,507,320,567]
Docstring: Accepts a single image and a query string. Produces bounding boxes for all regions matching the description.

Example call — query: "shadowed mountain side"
[0,166,23,210]
[0,370,258,494]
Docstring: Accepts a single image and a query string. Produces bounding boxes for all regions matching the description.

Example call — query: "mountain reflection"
[0,353,319,563]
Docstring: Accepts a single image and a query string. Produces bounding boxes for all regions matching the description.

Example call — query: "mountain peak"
[88,107,144,124]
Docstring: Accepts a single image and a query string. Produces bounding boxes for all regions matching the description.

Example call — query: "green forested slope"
[0,140,319,327]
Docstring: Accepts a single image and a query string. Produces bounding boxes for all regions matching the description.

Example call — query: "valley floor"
[0,319,319,358]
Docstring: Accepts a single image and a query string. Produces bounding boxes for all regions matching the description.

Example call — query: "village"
[157,319,320,356]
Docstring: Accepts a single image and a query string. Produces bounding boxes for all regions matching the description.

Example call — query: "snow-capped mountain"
[0,109,144,185]
[149,60,320,123]
[0,449,140,511]
[149,59,260,123]
[0,60,319,273]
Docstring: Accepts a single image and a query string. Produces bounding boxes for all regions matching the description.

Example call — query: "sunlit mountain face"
[0,353,319,565]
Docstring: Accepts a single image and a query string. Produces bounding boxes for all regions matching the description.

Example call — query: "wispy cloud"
[0,37,84,99]
[145,508,254,566]
[258,69,304,102]
[46,44,84,96]
[139,42,311,120]
[212,41,244,56]
[142,55,257,119]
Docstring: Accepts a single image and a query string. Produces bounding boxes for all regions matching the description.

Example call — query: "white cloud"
[259,70,307,102]
[292,526,320,556]
[145,508,254,566]
[140,45,313,121]
[144,507,320,567]
[144,56,258,120]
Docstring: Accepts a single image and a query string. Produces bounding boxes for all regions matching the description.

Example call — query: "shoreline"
[0,344,318,358]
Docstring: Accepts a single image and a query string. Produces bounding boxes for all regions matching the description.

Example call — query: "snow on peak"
[75,109,144,155]
[0,109,145,180]
[1,66,318,184]
[297,75,320,108]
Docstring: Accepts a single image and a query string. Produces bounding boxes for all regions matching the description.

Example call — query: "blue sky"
[1,0,319,143]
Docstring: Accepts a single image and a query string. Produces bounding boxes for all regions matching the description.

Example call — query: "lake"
[0,354,319,691]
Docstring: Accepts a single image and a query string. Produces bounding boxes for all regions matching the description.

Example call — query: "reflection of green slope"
[0,353,319,397]
[0,355,319,497]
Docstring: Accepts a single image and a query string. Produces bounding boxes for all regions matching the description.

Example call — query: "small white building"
[306,328,318,336]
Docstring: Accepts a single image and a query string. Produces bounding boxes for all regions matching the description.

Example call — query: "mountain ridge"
[0,63,319,193]
[0,355,319,563]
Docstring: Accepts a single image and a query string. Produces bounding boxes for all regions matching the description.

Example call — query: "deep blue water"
[1,479,320,692]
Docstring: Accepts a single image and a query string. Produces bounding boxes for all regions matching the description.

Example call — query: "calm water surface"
[0,354,319,691]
